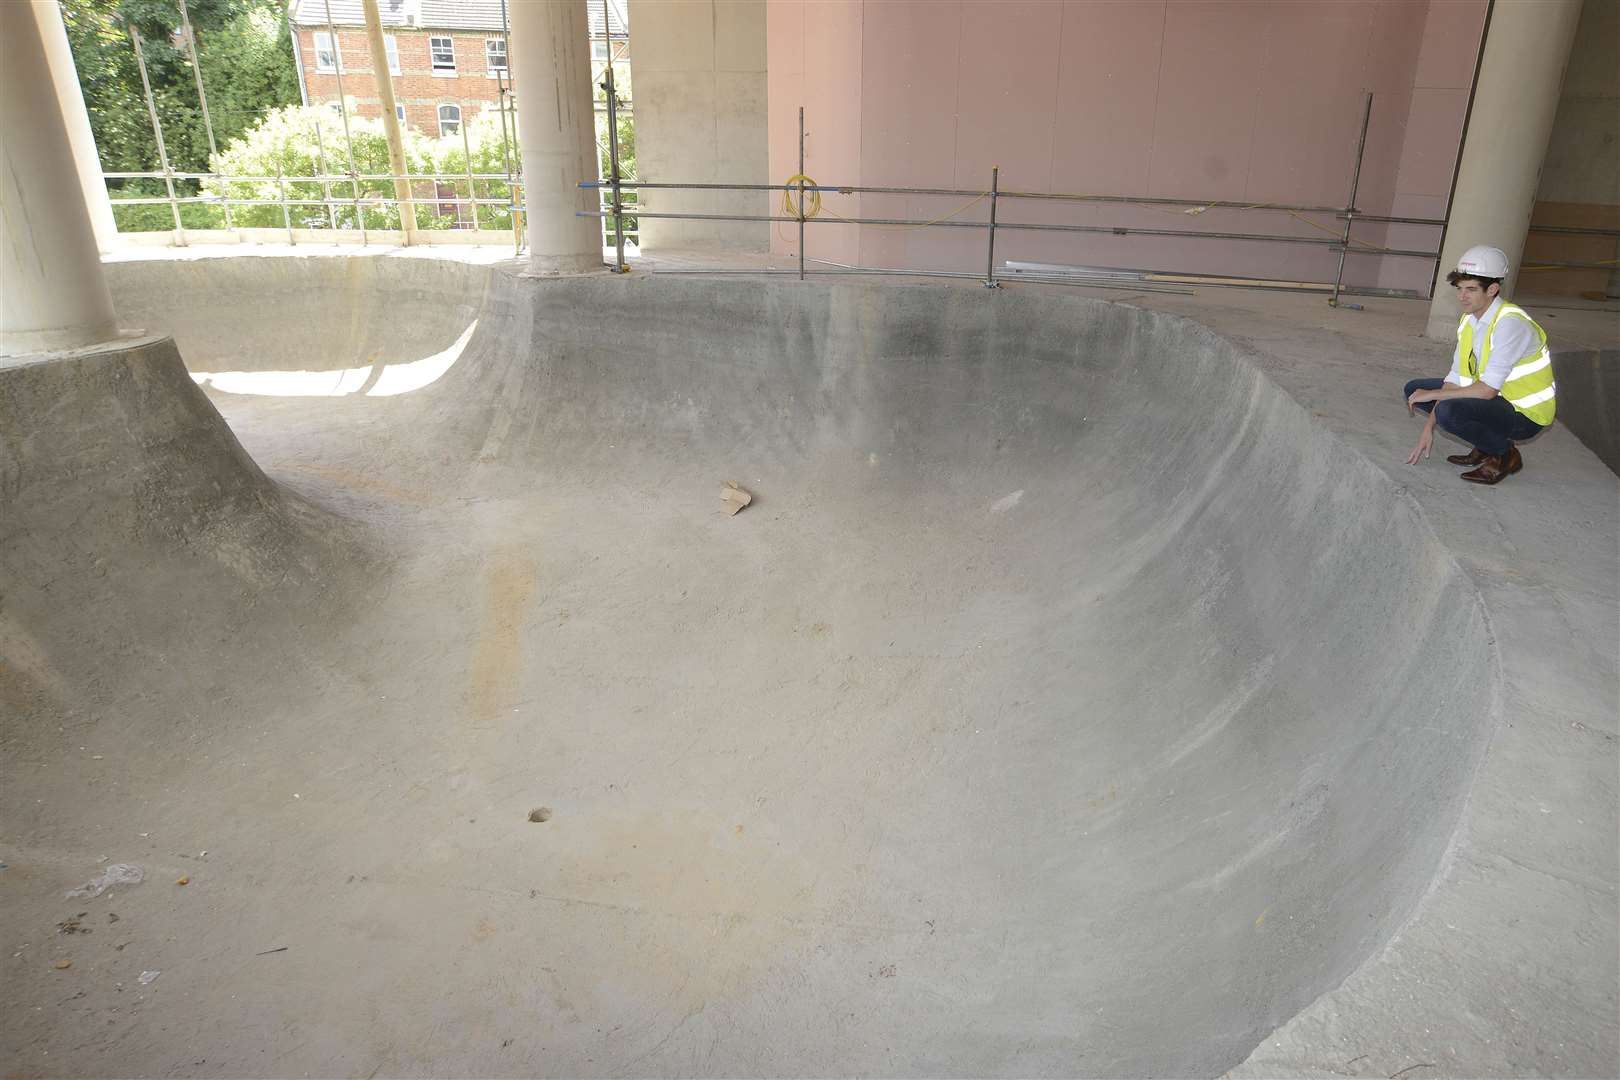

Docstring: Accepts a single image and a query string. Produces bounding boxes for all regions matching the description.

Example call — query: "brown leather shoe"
[1460,446,1524,485]
[1447,447,1488,466]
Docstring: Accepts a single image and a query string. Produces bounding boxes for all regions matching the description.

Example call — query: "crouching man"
[1404,245,1556,485]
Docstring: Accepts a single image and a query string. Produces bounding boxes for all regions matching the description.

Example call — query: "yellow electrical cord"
[1176,198,1398,253]
[780,175,1432,257]
[780,174,822,220]
[780,174,990,233]
[832,191,991,231]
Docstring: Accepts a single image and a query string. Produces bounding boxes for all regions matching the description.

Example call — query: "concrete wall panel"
[1375,0,1485,291]
[1145,1,1271,203]
[1413,0,1487,89]
[1049,1,1165,200]
[1392,88,1473,198]
[764,0,1493,292]
[855,0,962,268]
[1529,0,1620,296]
[796,0,863,264]
[631,0,769,251]
[951,1,1061,193]
[715,0,766,72]
[1245,6,1370,207]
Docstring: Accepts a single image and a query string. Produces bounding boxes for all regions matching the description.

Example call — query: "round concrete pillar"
[509,0,604,275]
[1426,0,1585,340]
[1,1,119,355]
[33,0,119,255]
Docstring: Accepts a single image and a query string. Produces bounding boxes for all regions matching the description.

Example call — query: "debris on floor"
[720,481,753,515]
[255,946,289,956]
[175,876,189,886]
[137,970,161,986]
[990,490,1024,515]
[57,914,92,935]
[65,863,143,900]
[53,959,72,970]
[528,807,552,823]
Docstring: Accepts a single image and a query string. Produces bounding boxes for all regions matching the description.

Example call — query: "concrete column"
[32,0,119,254]
[1,1,119,355]
[629,0,770,253]
[509,0,603,274]
[1426,0,1584,340]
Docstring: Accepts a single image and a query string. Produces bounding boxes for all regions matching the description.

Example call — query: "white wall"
[628,0,769,252]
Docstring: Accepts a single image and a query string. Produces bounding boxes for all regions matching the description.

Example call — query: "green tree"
[60,0,299,231]
[592,61,636,246]
[205,104,523,232]
[194,4,300,143]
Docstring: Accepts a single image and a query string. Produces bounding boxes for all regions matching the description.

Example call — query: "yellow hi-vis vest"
[1456,302,1556,425]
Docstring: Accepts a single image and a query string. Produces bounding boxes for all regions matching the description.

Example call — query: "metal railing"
[575,96,1619,300]
[100,1,1614,296]
[105,0,528,254]
[574,95,1440,300]
[107,169,526,251]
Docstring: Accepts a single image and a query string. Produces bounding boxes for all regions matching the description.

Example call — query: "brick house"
[289,0,510,138]
[289,0,628,138]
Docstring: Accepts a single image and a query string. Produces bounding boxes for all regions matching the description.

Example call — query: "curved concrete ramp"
[3,257,1506,1075]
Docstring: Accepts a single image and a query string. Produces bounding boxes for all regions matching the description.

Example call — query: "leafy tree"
[594,111,638,246]
[592,61,637,245]
[194,4,300,142]
[204,104,524,231]
[60,0,299,230]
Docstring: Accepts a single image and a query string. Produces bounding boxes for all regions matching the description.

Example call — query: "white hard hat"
[1456,245,1509,278]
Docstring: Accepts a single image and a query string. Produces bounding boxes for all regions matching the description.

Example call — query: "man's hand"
[1406,387,1438,413]
[1406,424,1434,465]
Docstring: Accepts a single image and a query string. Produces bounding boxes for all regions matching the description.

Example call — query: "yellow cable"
[780,174,990,234]
[781,176,1426,255]
[780,174,822,220]
[821,191,990,232]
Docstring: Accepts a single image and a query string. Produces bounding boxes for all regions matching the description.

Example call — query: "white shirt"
[1445,297,1536,390]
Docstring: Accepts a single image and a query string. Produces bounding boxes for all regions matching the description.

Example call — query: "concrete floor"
[0,249,1614,1078]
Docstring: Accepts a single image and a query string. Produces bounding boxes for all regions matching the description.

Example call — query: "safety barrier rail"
[98,0,1614,301]
[577,101,1617,301]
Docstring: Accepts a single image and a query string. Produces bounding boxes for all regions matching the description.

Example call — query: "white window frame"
[383,34,400,75]
[437,103,461,136]
[313,30,341,73]
[429,35,456,75]
[484,37,507,77]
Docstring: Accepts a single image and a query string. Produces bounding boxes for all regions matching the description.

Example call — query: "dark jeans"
[1403,378,1544,456]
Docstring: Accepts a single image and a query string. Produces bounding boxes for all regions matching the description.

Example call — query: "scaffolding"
[108,0,525,253]
[579,94,1617,302]
[99,6,1616,300]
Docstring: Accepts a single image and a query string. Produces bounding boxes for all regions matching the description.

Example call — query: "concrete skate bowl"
[0,255,1495,1077]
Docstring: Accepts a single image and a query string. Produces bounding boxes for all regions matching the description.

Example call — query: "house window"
[395,103,406,123]
[438,103,461,136]
[313,31,341,73]
[430,36,456,73]
[384,34,400,75]
[591,39,609,62]
[485,38,507,74]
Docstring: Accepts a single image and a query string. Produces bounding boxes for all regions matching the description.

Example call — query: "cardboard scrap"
[720,481,753,516]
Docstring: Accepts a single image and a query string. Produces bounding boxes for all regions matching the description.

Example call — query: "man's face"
[1455,279,1496,316]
